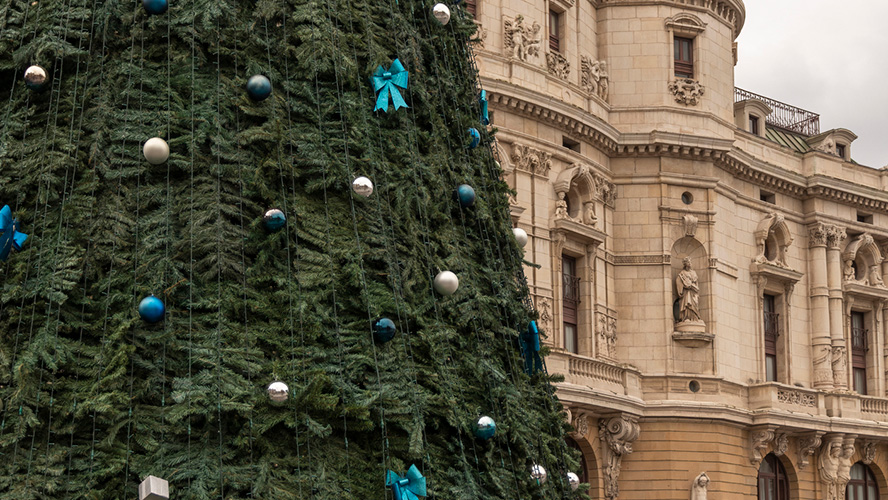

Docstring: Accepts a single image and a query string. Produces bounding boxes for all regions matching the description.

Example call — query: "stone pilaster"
[826,225,848,390]
[809,223,833,389]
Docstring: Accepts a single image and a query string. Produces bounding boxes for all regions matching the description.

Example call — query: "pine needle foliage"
[0,0,585,497]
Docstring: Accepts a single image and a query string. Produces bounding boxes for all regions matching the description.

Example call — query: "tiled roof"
[765,126,811,154]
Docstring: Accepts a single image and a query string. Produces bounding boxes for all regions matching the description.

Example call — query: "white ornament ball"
[567,472,580,491]
[432,3,451,25]
[531,464,547,484]
[433,270,459,296]
[513,227,528,248]
[352,176,374,197]
[143,137,170,165]
[267,381,289,402]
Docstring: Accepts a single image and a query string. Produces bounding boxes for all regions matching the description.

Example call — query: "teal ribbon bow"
[371,59,409,112]
[0,205,27,262]
[480,90,489,125]
[520,320,543,375]
[386,464,427,500]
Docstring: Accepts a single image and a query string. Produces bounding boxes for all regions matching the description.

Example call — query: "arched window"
[847,462,879,500]
[758,454,789,500]
[565,437,588,485]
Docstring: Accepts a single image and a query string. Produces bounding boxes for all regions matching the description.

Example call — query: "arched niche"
[670,237,710,348]
[754,212,793,268]
[553,163,598,222]
[843,234,884,285]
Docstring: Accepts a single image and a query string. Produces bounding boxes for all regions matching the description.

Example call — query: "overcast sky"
[734,0,888,168]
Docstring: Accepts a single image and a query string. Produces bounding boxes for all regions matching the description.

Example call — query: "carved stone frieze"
[797,434,822,471]
[511,143,552,176]
[749,429,775,466]
[581,56,610,102]
[614,254,671,265]
[599,414,640,500]
[503,15,541,62]
[668,78,705,106]
[597,312,617,360]
[776,389,816,407]
[546,51,570,79]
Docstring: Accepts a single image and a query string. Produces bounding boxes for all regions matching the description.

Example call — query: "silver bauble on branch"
[432,3,451,25]
[433,270,459,295]
[531,464,547,484]
[352,176,374,197]
[143,137,170,165]
[267,381,289,402]
[24,65,48,91]
[567,472,580,491]
[513,227,528,247]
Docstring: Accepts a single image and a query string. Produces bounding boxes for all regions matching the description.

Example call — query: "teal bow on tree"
[0,205,27,262]
[480,89,489,125]
[520,320,543,375]
[371,59,409,112]
[386,464,427,500]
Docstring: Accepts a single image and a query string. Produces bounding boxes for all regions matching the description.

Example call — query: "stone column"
[826,225,848,390]
[809,223,833,389]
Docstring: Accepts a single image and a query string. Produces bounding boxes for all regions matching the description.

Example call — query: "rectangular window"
[674,36,694,78]
[562,136,580,152]
[749,116,760,135]
[464,0,476,18]
[836,144,846,159]
[857,212,873,224]
[851,311,867,394]
[763,294,778,382]
[760,190,776,204]
[563,255,579,354]
[549,10,561,52]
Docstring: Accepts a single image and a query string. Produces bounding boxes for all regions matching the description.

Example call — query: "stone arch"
[665,12,707,35]
[754,212,793,267]
[843,234,884,284]
[671,237,708,324]
[567,424,601,498]
[554,163,598,222]
[857,459,888,500]
[770,452,800,500]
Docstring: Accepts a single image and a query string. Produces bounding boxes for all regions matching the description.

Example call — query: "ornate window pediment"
[553,163,615,234]
[753,212,794,269]
[842,233,885,291]
[665,13,706,35]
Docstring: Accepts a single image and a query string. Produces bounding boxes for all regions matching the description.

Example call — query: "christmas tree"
[0,0,581,497]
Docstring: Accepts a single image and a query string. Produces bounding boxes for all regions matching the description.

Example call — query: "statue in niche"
[690,472,710,500]
[843,260,856,282]
[555,192,569,219]
[675,258,702,325]
[870,265,885,287]
[598,62,609,101]
[583,201,597,226]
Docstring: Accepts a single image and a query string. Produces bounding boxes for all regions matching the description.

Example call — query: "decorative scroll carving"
[808,223,828,248]
[683,214,698,237]
[536,296,553,334]
[749,429,775,466]
[797,434,822,471]
[595,173,616,206]
[597,312,617,360]
[668,78,705,106]
[776,389,816,407]
[832,346,847,388]
[753,212,793,268]
[504,15,541,62]
[511,143,552,176]
[599,415,640,500]
[816,138,836,155]
[571,411,590,439]
[773,433,789,457]
[813,344,833,386]
[581,56,610,102]
[862,440,876,465]
[546,51,570,79]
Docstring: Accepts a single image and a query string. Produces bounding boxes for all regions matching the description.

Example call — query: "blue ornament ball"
[246,75,272,101]
[142,0,168,15]
[474,415,496,440]
[139,295,165,323]
[467,127,481,148]
[263,209,286,231]
[456,184,476,208]
[373,317,396,343]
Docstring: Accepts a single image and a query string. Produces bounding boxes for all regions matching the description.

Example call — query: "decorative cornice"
[589,0,745,38]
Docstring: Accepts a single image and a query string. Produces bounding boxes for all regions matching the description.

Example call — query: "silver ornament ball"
[352,176,374,197]
[531,464,547,484]
[432,3,451,25]
[267,381,289,402]
[143,137,170,165]
[433,270,459,296]
[24,65,48,90]
[513,227,528,248]
[567,472,580,491]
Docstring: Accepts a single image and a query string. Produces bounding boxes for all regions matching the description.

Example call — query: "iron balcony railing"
[562,274,581,305]
[852,327,869,351]
[734,87,820,136]
[764,312,780,339]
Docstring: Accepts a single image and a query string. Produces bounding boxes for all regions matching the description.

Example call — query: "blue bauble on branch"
[467,127,481,148]
[456,184,475,208]
[142,0,168,15]
[246,75,272,101]
[263,209,286,231]
[474,415,496,440]
[373,317,396,343]
[139,295,165,323]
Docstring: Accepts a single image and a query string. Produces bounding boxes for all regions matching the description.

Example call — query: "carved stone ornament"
[571,411,590,439]
[683,214,698,238]
[773,433,789,457]
[668,78,705,106]
[511,143,552,176]
[599,415,640,500]
[536,296,553,334]
[546,51,570,79]
[581,56,610,102]
[503,15,541,62]
[826,225,847,250]
[832,346,848,388]
[690,472,709,500]
[797,434,822,471]
[776,389,816,407]
[862,441,877,465]
[597,312,617,360]
[813,344,833,386]
[808,223,829,248]
[471,21,488,49]
[820,437,842,500]
[749,429,775,466]
[753,212,793,268]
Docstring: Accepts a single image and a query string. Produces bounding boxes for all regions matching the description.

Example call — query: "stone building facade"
[471,0,888,499]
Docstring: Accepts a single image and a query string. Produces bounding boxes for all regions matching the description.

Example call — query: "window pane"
[674,39,680,60]
[851,463,865,480]
[564,323,577,354]
[854,368,866,394]
[868,484,877,500]
[766,355,777,382]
